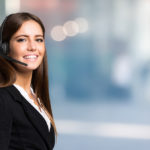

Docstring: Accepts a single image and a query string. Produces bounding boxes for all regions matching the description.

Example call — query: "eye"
[36,38,44,42]
[17,38,26,42]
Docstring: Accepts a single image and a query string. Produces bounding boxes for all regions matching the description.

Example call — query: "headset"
[0,16,27,66]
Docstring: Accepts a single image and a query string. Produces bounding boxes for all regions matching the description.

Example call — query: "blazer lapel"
[6,85,52,149]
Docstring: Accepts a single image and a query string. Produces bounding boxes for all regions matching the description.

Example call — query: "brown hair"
[0,12,57,136]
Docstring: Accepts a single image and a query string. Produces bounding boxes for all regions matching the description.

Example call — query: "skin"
[9,20,45,106]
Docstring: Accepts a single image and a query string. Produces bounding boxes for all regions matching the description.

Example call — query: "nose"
[27,40,36,51]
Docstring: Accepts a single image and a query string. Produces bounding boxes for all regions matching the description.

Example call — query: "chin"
[26,65,40,71]
[26,60,42,68]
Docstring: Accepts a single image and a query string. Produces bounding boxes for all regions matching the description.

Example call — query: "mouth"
[23,54,38,61]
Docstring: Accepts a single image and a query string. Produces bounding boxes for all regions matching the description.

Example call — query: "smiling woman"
[0,12,56,150]
[9,20,45,71]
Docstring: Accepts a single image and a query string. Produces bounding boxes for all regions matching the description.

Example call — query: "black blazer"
[0,85,55,150]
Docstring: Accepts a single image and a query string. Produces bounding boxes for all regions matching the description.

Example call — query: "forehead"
[13,20,43,36]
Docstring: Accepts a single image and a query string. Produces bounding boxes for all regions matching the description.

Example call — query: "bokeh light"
[75,17,89,33]
[50,25,66,42]
[63,20,79,37]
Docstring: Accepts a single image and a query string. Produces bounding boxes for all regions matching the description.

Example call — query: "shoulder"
[0,86,14,115]
[0,86,9,97]
[0,86,16,105]
[0,86,12,97]
[0,85,25,106]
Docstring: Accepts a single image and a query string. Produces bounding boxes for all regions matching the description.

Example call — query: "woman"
[0,12,56,150]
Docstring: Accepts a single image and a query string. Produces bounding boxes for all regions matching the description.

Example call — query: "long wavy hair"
[0,12,57,136]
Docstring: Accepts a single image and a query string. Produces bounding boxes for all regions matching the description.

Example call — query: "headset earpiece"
[1,42,9,55]
[0,16,9,55]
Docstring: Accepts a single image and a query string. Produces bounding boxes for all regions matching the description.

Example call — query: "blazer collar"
[5,85,54,150]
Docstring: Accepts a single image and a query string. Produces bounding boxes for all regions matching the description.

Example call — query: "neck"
[14,71,33,94]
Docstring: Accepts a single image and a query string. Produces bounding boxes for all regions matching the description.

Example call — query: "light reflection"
[56,120,150,139]
[63,21,79,37]
[50,17,89,41]
[50,25,66,42]
[75,17,89,33]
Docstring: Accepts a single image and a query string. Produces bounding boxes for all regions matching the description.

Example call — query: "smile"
[23,55,38,59]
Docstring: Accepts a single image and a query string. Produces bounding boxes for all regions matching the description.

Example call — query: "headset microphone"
[0,16,28,66]
[0,51,28,66]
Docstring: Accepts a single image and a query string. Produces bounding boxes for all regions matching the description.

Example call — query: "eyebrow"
[14,34,44,39]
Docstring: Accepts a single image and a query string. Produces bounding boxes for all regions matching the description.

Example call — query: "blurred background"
[1,0,150,149]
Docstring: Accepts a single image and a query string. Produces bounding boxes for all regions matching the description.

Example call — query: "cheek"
[40,47,46,57]
[9,47,22,58]
[9,45,18,57]
[9,43,24,56]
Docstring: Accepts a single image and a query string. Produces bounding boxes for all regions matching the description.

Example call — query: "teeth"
[24,55,37,59]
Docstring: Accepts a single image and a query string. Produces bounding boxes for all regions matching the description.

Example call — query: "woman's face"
[9,20,45,72]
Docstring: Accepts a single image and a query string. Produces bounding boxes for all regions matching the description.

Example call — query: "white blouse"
[13,84,51,131]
